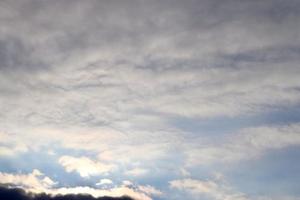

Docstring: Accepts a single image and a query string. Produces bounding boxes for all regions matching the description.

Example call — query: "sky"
[0,0,300,200]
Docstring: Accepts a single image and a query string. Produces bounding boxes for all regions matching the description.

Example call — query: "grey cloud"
[0,37,47,73]
[221,45,300,64]
[1,0,300,75]
[1,0,300,177]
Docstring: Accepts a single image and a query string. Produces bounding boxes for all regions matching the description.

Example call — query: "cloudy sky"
[1,0,300,200]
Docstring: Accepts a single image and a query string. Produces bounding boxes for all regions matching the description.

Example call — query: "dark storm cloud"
[0,186,133,200]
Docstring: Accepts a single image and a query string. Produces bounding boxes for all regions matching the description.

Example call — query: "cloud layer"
[1,0,300,200]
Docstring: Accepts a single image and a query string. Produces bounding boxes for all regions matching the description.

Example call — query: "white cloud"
[137,185,162,196]
[122,180,133,186]
[0,169,56,191]
[49,186,154,200]
[59,156,116,178]
[32,169,43,176]
[0,170,160,200]
[96,179,113,186]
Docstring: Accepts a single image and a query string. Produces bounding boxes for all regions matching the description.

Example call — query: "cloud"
[0,171,161,200]
[58,156,116,178]
[0,145,27,157]
[122,181,133,187]
[0,0,299,173]
[255,197,300,200]
[170,178,248,200]
[137,185,162,196]
[0,186,133,200]
[170,177,300,200]
[179,168,191,177]
[0,169,56,191]
[47,186,154,200]
[1,126,178,177]
[186,123,300,166]
[125,168,148,177]
[0,0,300,136]
[3,185,299,200]
[1,0,300,199]
[96,179,113,186]
[0,132,28,157]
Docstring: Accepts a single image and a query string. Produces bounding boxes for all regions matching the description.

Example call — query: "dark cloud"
[0,186,134,200]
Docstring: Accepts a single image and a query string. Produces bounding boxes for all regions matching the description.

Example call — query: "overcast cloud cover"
[1,0,300,199]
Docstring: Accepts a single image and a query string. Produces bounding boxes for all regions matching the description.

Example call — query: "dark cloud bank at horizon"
[0,186,133,200]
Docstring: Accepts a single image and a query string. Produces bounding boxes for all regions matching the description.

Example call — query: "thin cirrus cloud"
[0,0,300,200]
